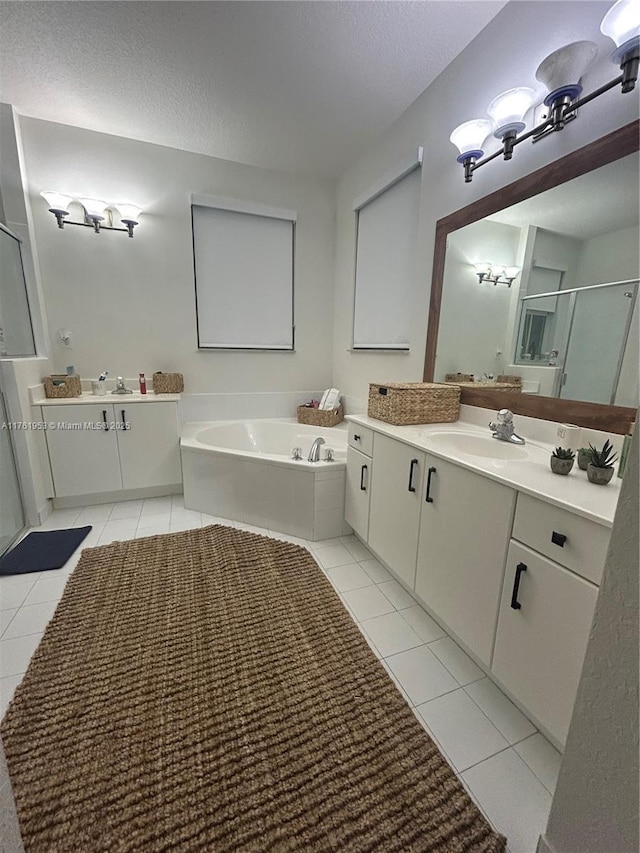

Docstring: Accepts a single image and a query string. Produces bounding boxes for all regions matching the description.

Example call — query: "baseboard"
[53,484,183,510]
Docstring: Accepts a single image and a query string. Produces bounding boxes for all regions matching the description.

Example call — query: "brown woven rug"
[2,525,506,852]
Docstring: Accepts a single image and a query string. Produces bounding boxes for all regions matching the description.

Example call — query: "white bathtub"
[180,419,349,541]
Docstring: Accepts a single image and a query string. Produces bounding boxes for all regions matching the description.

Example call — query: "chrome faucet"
[308,436,325,462]
[489,409,526,445]
[112,376,133,394]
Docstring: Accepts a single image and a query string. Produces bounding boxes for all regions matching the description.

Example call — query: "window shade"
[192,202,295,350]
[353,167,421,350]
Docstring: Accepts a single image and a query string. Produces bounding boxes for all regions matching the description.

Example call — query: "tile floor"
[0,496,562,853]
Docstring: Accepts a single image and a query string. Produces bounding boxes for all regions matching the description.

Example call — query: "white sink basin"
[428,431,530,460]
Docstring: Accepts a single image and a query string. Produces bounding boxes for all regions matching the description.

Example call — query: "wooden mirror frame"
[423,120,639,434]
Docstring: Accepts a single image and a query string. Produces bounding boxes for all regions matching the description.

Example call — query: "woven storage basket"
[497,374,522,386]
[43,375,82,398]
[444,372,474,383]
[297,404,344,427]
[152,372,184,393]
[368,382,459,425]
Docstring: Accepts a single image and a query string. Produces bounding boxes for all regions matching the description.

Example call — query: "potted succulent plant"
[577,447,594,470]
[550,447,575,475]
[586,440,618,485]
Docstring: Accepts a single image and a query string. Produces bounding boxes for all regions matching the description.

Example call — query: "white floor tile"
[465,678,537,746]
[171,495,185,509]
[411,707,457,774]
[359,557,392,584]
[134,524,171,539]
[400,605,447,643]
[462,749,552,853]
[355,623,382,659]
[514,734,562,795]
[326,563,374,592]
[429,637,485,686]
[377,579,416,610]
[340,535,373,562]
[0,571,42,588]
[39,508,82,528]
[312,537,343,550]
[140,497,173,516]
[108,500,143,520]
[360,611,423,658]
[0,673,22,717]
[98,524,137,545]
[2,600,58,640]
[169,520,202,533]
[170,508,203,525]
[384,645,458,706]
[313,544,357,570]
[341,585,395,622]
[75,505,115,524]
[0,581,37,611]
[416,689,509,772]
[136,513,172,529]
[1,609,17,637]
[380,659,412,705]
[0,633,43,678]
[23,575,68,606]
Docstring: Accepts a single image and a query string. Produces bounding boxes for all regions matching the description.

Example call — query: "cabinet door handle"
[408,458,418,492]
[510,562,527,610]
[353,433,361,442]
[551,531,567,547]
[102,410,109,431]
[360,464,368,491]
[121,409,130,430]
[425,466,436,503]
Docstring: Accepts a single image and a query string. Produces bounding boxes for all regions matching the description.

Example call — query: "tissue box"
[368,382,459,425]
[43,375,82,398]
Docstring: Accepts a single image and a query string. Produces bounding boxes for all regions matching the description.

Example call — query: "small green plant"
[588,440,618,469]
[577,446,594,458]
[552,447,575,460]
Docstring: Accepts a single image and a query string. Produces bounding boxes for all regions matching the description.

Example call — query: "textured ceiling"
[0,0,507,177]
[488,155,640,241]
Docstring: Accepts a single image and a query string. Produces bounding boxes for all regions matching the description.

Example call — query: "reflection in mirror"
[434,153,639,409]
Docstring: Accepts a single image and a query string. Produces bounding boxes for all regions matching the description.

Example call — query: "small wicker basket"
[445,372,474,383]
[43,375,82,398]
[297,404,344,427]
[368,382,460,426]
[152,372,184,394]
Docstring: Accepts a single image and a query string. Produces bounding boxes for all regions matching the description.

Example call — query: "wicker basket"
[43,374,82,398]
[297,404,344,427]
[445,372,474,383]
[497,374,522,385]
[152,372,184,394]
[368,382,460,425]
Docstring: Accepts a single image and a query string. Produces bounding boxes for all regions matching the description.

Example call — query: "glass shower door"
[0,384,25,556]
[560,283,638,404]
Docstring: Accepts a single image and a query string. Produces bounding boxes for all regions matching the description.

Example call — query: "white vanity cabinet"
[42,400,181,500]
[415,456,516,666]
[345,425,373,542]
[367,433,425,588]
[492,494,605,746]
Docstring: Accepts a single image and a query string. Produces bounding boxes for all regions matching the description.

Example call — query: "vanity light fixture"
[451,0,639,182]
[474,263,520,287]
[40,193,142,237]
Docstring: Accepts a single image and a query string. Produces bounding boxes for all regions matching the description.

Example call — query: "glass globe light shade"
[601,0,639,50]
[450,120,494,161]
[474,263,492,275]
[536,41,597,104]
[116,203,142,223]
[505,266,521,279]
[487,88,536,138]
[78,198,107,220]
[40,191,73,213]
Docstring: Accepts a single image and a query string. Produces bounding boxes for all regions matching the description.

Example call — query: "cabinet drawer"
[348,423,374,456]
[513,493,610,585]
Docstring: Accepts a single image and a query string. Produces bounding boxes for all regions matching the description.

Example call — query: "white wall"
[331,0,639,406]
[18,117,336,394]
[436,219,520,379]
[539,424,639,853]
[574,225,639,287]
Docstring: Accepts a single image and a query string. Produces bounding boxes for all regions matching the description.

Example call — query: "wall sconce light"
[450,0,639,182]
[474,263,520,287]
[40,192,142,238]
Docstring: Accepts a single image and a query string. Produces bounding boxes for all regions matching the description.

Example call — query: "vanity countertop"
[346,414,622,528]
[34,391,181,405]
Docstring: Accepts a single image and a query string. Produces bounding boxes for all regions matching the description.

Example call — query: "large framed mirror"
[423,120,639,434]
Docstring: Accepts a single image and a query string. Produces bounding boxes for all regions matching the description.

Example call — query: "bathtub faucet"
[308,437,325,462]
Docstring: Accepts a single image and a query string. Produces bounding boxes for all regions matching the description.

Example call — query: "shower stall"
[514,278,639,406]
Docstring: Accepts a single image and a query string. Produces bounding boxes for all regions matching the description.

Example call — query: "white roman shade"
[191,195,296,350]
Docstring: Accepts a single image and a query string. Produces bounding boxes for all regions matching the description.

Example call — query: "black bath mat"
[0,527,92,575]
